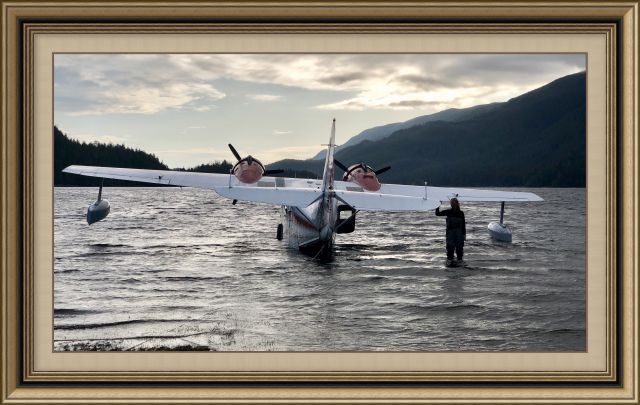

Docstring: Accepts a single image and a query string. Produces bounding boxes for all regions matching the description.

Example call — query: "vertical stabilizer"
[321,119,336,192]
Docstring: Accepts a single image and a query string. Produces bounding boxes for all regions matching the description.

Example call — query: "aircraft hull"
[281,196,338,257]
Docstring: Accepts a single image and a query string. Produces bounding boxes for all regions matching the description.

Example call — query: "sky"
[54,54,585,167]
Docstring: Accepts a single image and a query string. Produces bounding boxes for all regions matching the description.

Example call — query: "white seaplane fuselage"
[281,121,340,255]
[282,187,338,254]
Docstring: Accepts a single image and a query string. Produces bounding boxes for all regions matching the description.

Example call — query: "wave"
[160,276,230,282]
[533,328,585,336]
[54,308,102,316]
[88,243,129,248]
[55,318,184,330]
[402,303,486,314]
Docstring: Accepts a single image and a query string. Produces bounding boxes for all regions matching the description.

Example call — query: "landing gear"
[488,201,512,242]
[276,223,283,240]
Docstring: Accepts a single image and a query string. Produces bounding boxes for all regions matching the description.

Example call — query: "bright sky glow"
[54,54,585,167]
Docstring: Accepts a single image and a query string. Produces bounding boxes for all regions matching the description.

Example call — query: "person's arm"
[462,212,466,239]
[435,207,447,216]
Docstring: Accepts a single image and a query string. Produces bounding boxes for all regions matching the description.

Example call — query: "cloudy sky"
[54,54,585,167]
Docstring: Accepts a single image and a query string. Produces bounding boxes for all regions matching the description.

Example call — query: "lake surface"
[54,187,585,352]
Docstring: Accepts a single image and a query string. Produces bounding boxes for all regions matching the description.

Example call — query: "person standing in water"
[435,198,466,266]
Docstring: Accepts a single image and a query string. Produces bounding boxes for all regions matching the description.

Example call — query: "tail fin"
[321,119,336,192]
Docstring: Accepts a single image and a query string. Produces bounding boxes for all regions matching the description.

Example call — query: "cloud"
[55,55,225,116]
[395,74,461,91]
[55,54,585,116]
[247,94,282,102]
[320,72,367,86]
[388,100,442,108]
[193,106,216,112]
[315,81,535,111]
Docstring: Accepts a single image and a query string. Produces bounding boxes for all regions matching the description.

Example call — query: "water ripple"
[54,187,585,352]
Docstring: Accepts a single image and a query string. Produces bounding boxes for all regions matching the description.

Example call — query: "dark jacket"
[435,207,466,246]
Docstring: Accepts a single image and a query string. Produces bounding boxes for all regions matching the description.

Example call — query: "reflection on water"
[54,187,585,352]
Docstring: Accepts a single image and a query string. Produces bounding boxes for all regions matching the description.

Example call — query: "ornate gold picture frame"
[1,1,638,403]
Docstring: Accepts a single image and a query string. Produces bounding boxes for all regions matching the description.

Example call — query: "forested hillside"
[269,71,586,187]
[54,126,170,186]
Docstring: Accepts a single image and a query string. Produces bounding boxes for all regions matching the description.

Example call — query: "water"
[54,187,585,352]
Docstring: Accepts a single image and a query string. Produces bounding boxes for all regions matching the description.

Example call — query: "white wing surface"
[62,165,321,207]
[335,191,440,211]
[63,165,319,188]
[63,165,542,207]
[334,180,543,202]
[63,165,231,189]
[214,186,321,207]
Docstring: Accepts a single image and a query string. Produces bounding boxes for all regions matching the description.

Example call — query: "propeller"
[333,158,349,172]
[228,144,242,161]
[228,143,284,176]
[334,158,391,176]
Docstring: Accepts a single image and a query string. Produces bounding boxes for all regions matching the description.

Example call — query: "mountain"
[311,102,502,160]
[269,71,586,187]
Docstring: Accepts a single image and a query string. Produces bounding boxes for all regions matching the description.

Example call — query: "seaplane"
[63,119,543,258]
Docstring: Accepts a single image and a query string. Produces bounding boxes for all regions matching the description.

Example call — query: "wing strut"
[488,201,512,242]
[87,178,111,225]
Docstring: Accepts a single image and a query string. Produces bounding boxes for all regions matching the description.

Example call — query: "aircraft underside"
[282,202,336,258]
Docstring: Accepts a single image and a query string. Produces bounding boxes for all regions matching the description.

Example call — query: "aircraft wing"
[335,190,440,211]
[63,165,542,207]
[214,186,321,207]
[63,165,231,189]
[333,180,543,202]
[62,165,321,207]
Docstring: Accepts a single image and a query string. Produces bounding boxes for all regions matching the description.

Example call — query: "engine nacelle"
[87,199,110,224]
[231,156,265,184]
[342,163,381,192]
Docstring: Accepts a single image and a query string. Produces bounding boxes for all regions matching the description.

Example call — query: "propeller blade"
[374,166,391,175]
[264,169,284,176]
[228,144,242,161]
[333,158,349,172]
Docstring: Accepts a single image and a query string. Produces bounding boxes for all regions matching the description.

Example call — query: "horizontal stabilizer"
[335,190,441,211]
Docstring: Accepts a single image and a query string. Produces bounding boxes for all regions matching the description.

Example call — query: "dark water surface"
[54,187,585,352]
